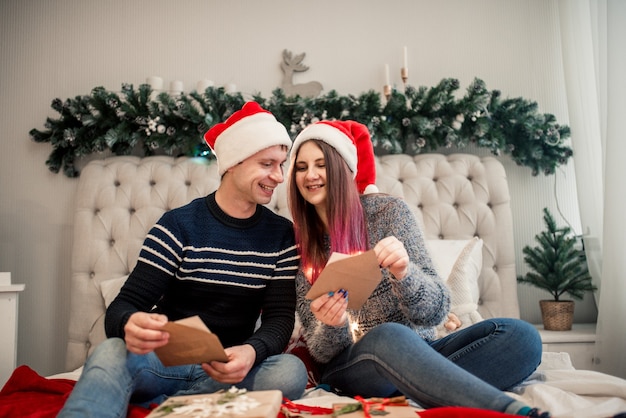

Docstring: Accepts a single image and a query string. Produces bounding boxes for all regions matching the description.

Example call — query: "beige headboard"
[65,153,518,372]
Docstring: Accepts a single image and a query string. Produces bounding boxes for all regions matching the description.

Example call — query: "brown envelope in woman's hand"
[305,250,382,310]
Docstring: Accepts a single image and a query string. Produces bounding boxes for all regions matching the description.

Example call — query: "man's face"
[229,145,288,205]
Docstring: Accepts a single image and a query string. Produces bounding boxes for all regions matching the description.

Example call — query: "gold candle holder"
[383,84,392,100]
[401,67,409,85]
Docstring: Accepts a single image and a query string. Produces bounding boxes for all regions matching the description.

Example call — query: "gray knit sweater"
[295,194,451,364]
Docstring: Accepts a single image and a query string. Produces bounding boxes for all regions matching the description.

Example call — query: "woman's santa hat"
[290,120,379,194]
[204,101,292,175]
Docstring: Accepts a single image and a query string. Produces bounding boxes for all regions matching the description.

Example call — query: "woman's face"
[294,140,327,210]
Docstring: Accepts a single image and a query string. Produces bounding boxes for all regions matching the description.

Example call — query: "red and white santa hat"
[204,101,292,175]
[290,120,379,194]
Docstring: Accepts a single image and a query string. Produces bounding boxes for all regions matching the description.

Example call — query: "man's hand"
[123,312,169,355]
[201,344,256,384]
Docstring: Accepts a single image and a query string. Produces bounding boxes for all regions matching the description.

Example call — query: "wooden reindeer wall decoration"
[280,49,323,98]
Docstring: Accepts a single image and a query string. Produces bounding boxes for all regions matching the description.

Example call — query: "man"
[59,102,307,417]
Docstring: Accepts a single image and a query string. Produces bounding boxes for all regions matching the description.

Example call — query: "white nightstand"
[535,323,597,370]
[0,272,25,387]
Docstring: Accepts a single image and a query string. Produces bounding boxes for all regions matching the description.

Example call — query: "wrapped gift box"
[281,395,420,418]
[146,389,282,418]
[330,403,419,418]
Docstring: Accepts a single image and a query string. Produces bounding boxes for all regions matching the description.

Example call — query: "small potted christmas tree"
[517,208,597,331]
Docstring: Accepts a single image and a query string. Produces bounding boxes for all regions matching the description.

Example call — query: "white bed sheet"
[508,369,626,418]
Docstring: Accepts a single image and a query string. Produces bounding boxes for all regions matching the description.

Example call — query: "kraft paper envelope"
[154,315,229,366]
[305,250,382,310]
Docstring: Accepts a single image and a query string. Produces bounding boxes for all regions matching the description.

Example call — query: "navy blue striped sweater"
[105,192,300,364]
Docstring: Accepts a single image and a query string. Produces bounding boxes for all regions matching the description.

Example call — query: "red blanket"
[0,365,151,417]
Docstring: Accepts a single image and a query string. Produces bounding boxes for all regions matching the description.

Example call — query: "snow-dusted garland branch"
[29,78,572,177]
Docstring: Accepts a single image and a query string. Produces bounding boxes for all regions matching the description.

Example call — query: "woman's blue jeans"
[58,338,308,418]
[320,318,542,412]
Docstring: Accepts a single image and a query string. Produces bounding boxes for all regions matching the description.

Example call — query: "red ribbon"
[281,398,334,416]
[354,396,390,418]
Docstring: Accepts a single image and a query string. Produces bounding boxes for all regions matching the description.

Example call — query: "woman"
[287,119,550,417]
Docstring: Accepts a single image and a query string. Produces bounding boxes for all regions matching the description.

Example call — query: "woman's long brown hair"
[288,139,369,283]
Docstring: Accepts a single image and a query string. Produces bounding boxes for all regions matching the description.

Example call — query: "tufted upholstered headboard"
[65,153,519,372]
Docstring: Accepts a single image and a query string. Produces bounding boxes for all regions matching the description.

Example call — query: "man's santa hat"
[290,120,379,194]
[204,101,292,175]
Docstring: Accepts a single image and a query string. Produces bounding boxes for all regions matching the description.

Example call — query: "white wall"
[0,0,596,377]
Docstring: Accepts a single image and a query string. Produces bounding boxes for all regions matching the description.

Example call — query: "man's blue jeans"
[58,338,308,418]
[320,318,542,413]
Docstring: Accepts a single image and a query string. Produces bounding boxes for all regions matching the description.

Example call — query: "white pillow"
[99,275,129,308]
[426,238,484,337]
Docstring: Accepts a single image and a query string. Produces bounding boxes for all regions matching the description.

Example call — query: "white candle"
[146,76,163,91]
[169,80,184,95]
[385,64,390,85]
[197,79,214,92]
[403,46,408,70]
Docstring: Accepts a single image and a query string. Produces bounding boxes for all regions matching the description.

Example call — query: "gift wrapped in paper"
[146,387,282,418]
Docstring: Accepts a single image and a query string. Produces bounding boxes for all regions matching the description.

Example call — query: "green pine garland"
[29,77,572,178]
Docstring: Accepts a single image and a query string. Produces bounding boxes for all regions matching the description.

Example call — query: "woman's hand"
[443,312,462,331]
[310,290,348,326]
[374,236,409,280]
